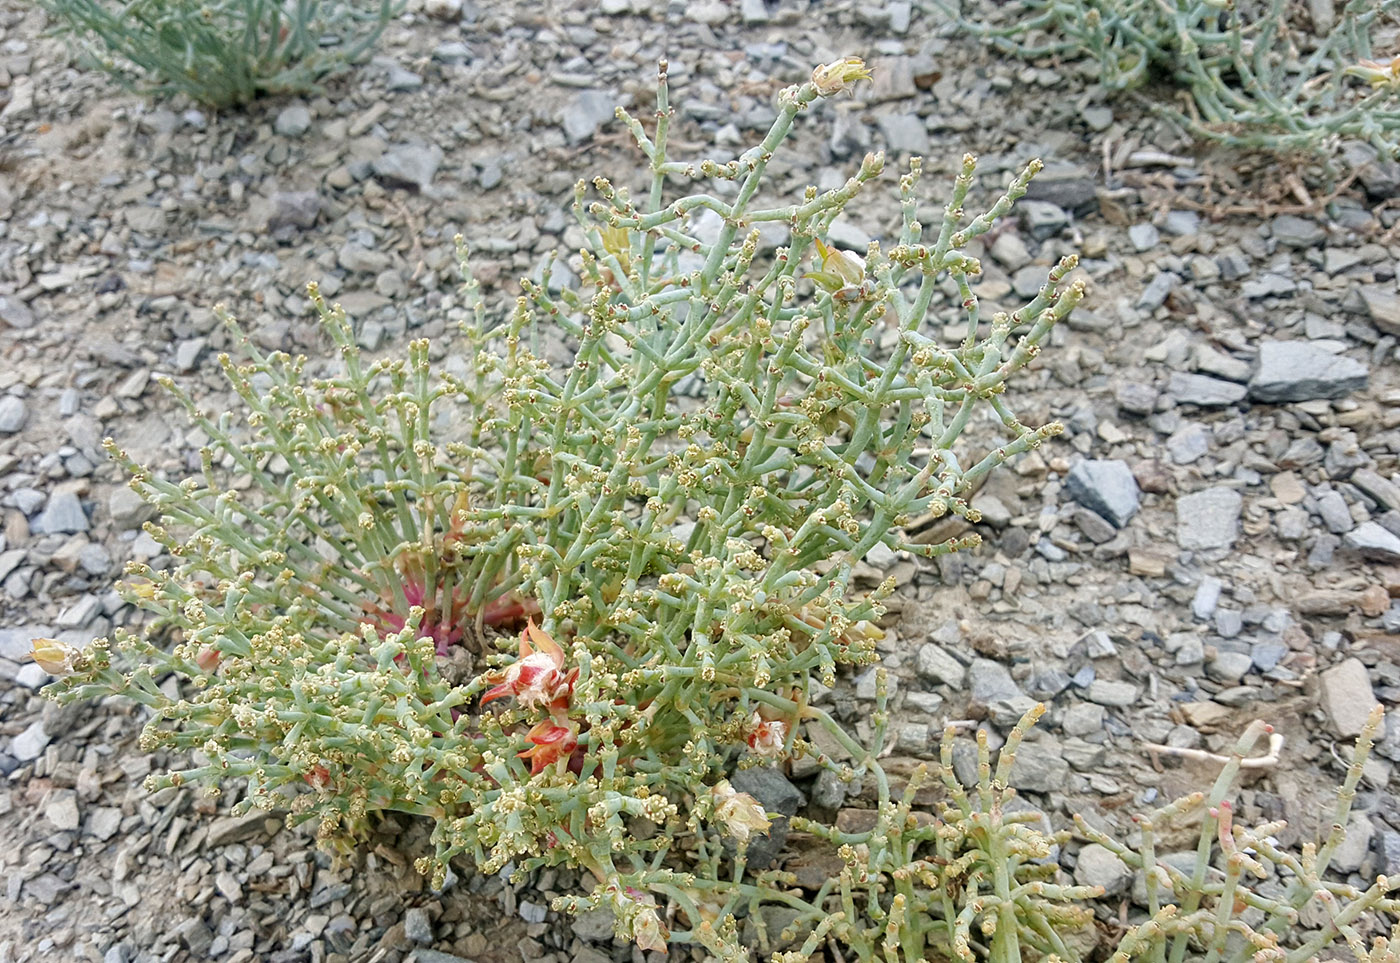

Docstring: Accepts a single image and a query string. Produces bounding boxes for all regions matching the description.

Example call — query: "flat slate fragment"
[1248,340,1368,402]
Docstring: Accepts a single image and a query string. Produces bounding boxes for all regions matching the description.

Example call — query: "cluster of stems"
[39,59,1400,960]
[941,0,1400,159]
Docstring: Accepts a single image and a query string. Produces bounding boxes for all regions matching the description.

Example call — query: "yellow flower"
[31,638,79,676]
[1345,57,1400,90]
[804,237,866,293]
[811,57,872,96]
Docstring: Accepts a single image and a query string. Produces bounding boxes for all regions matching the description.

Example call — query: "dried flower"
[31,638,80,676]
[746,711,788,758]
[195,645,221,672]
[482,620,574,711]
[811,57,872,96]
[711,780,772,843]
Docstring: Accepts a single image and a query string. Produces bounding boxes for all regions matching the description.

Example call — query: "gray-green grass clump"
[37,59,1400,960]
[40,0,396,107]
[939,0,1400,160]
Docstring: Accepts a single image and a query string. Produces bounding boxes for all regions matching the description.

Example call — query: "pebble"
[0,294,37,329]
[729,768,802,868]
[563,90,618,144]
[372,144,444,191]
[404,906,433,943]
[1248,340,1369,402]
[0,396,28,433]
[1128,223,1159,251]
[1271,214,1325,247]
[1086,679,1137,707]
[1167,372,1246,407]
[916,643,966,688]
[34,491,90,534]
[1074,843,1131,896]
[1065,459,1140,528]
[274,105,312,137]
[1319,658,1383,738]
[1205,650,1252,684]
[1176,488,1242,550]
[1344,522,1400,562]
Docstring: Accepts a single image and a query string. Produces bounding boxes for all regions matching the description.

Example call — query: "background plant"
[39,0,396,108]
[937,0,1400,158]
[38,59,1400,960]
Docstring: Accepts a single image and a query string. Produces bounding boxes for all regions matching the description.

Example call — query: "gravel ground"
[2,0,1400,960]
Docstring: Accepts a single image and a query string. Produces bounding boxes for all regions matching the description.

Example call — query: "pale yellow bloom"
[1346,57,1400,90]
[811,57,872,96]
[31,638,79,675]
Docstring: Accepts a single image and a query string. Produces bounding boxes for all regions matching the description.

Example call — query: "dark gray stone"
[729,768,802,868]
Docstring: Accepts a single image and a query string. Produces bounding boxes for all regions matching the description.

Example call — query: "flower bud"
[810,57,872,96]
[1346,57,1400,90]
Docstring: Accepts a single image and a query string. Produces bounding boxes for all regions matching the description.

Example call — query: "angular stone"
[1319,658,1383,739]
[1066,459,1140,528]
[34,491,89,534]
[1345,522,1400,563]
[1248,341,1368,403]
[372,144,444,191]
[562,90,617,144]
[1351,469,1400,514]
[1086,679,1137,707]
[916,644,965,688]
[1176,488,1242,550]
[1356,285,1400,336]
[1167,372,1246,407]
[1074,842,1131,896]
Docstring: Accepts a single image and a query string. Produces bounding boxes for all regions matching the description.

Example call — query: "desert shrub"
[38,60,1400,960]
[39,0,395,107]
[938,0,1400,158]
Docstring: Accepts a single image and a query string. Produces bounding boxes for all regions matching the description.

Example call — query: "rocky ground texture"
[2,0,1400,960]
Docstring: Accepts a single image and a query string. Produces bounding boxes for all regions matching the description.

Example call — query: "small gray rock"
[0,396,27,433]
[917,644,966,688]
[1191,576,1222,620]
[729,768,802,868]
[1066,459,1140,528]
[0,295,37,329]
[1086,679,1137,707]
[1206,650,1252,684]
[1345,522,1400,562]
[1248,341,1368,403]
[274,105,312,137]
[1176,488,1242,550]
[1009,740,1070,792]
[968,658,1026,709]
[34,491,89,534]
[563,90,617,145]
[108,487,155,530]
[1315,489,1354,534]
[372,144,444,191]
[1128,222,1159,252]
[1074,842,1131,896]
[1271,214,1325,248]
[1319,658,1383,738]
[1167,371,1247,407]
[404,907,433,943]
